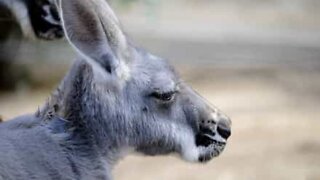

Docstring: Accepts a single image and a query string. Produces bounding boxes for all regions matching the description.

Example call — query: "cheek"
[182,102,199,131]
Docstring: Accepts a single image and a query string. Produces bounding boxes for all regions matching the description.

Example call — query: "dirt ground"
[1,65,319,180]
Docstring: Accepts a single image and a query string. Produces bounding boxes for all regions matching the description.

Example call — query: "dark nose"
[217,119,231,139]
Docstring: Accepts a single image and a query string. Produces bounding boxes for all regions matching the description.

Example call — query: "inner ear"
[59,0,130,74]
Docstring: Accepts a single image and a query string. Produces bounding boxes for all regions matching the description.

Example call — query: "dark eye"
[151,91,176,102]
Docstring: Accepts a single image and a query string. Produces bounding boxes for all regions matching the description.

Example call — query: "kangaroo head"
[59,0,231,163]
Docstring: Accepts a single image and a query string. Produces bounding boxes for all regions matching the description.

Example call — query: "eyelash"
[151,91,177,102]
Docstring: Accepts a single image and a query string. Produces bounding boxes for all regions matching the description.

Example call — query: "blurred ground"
[1,0,320,179]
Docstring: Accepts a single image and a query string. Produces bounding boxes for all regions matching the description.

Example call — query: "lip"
[196,133,226,147]
[202,134,226,145]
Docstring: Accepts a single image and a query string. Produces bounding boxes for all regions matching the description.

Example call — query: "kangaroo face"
[122,52,231,162]
[59,0,231,163]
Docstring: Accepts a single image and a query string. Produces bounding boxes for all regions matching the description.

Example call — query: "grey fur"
[0,0,231,179]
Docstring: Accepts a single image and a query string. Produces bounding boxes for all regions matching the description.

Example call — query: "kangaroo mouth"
[196,133,226,147]
[196,133,227,163]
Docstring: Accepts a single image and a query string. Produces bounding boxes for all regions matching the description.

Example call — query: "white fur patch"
[170,124,200,162]
[148,53,159,61]
[211,112,218,121]
[181,141,200,162]
[115,60,131,82]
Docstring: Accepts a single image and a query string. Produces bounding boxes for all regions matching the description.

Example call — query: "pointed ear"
[59,0,130,73]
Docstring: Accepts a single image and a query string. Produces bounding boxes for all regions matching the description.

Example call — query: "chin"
[181,133,228,163]
[197,142,226,163]
[180,143,227,164]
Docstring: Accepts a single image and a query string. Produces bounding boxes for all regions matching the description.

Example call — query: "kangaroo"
[0,0,62,40]
[0,0,231,179]
[0,0,63,90]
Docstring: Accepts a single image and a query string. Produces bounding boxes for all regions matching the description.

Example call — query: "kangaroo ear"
[59,0,130,73]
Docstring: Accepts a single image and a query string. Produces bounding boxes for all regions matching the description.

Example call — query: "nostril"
[208,119,216,125]
[217,123,231,139]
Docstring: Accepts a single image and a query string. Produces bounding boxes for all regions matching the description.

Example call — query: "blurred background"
[1,0,320,179]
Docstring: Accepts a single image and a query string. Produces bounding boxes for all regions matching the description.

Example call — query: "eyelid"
[154,84,179,93]
[149,83,180,98]
[153,89,178,95]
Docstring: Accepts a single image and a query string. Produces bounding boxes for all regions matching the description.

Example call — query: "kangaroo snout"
[192,109,231,163]
[196,109,231,146]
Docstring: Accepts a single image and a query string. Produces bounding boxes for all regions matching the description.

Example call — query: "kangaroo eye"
[151,91,176,102]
